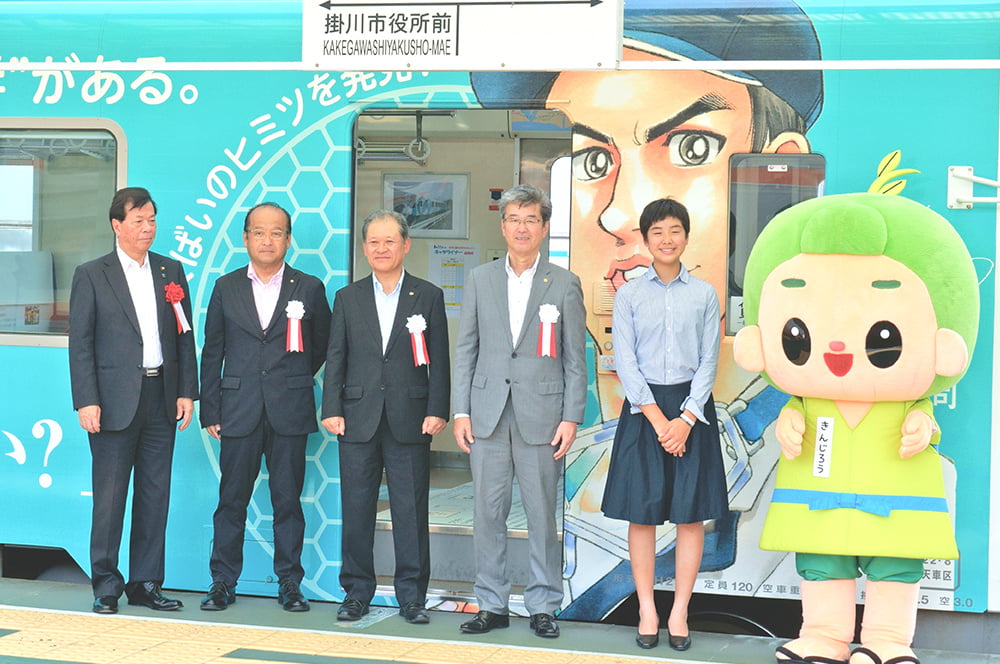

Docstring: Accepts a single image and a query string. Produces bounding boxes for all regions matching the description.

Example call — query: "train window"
[0,124,123,338]
[726,153,826,336]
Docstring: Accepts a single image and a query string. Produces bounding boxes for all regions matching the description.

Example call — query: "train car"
[1,0,998,639]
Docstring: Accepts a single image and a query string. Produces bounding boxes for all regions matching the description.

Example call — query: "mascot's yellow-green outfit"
[734,193,979,664]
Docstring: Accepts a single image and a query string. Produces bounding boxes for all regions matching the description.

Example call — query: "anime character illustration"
[733,192,979,664]
[472,0,823,617]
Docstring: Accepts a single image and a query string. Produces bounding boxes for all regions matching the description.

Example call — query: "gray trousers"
[470,398,563,615]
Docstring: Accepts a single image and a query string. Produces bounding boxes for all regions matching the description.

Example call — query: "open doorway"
[351,108,570,594]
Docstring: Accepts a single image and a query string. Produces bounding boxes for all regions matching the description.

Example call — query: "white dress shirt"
[116,244,163,369]
[505,253,539,345]
[373,268,404,355]
[247,262,285,329]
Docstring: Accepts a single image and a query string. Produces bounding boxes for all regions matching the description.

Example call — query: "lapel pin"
[409,291,415,296]
[543,278,549,283]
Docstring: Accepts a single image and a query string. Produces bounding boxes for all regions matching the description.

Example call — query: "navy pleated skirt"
[601,382,729,526]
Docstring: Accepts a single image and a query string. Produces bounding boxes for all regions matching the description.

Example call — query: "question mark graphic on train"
[2,419,63,488]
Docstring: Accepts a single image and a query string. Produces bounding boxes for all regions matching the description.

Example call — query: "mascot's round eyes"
[866,321,902,368]
[782,318,811,366]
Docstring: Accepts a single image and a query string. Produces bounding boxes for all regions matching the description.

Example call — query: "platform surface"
[1,578,998,664]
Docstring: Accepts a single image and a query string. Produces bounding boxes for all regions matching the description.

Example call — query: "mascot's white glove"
[776,408,806,460]
[899,409,934,459]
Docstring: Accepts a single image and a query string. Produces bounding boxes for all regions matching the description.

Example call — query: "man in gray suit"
[69,187,199,614]
[452,184,586,638]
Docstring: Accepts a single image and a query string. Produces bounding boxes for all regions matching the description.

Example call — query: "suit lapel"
[148,253,172,339]
[489,258,513,350]
[264,265,300,336]
[514,258,553,350]
[384,273,418,357]
[101,252,142,338]
[234,270,264,336]
[356,275,383,354]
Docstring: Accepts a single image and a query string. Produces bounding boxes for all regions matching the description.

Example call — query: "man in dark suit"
[199,202,330,612]
[322,209,449,624]
[69,186,199,614]
[452,184,587,638]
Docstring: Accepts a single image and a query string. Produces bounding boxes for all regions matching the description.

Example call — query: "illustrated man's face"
[755,253,940,402]
[112,201,157,259]
[363,216,410,276]
[243,205,292,271]
[548,49,805,343]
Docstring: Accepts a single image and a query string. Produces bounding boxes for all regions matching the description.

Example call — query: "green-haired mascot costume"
[734,193,979,664]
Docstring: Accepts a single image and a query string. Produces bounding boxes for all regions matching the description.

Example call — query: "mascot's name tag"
[812,417,834,478]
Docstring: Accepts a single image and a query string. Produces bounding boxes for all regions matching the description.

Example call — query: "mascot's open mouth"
[824,353,853,377]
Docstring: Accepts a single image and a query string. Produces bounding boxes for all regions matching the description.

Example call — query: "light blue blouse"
[611,264,721,423]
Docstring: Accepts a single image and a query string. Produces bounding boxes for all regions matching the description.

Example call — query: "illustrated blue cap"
[471,0,824,128]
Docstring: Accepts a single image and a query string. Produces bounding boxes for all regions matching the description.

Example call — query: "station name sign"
[302,0,619,71]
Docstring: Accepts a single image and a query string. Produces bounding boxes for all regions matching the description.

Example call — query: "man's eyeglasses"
[247,229,288,240]
[503,216,544,227]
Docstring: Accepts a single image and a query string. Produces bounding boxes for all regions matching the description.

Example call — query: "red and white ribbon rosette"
[285,300,304,352]
[537,303,560,358]
[407,314,430,366]
[164,282,192,334]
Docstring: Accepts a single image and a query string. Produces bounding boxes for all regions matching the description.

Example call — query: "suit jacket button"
[511,352,517,358]
[380,385,385,391]
[261,370,267,376]
[505,378,510,384]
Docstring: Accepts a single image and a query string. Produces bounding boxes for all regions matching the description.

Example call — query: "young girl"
[601,198,729,651]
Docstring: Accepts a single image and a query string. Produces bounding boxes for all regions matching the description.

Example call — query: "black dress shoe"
[529,613,560,638]
[460,610,510,634]
[278,581,310,612]
[127,582,183,611]
[92,596,118,614]
[668,631,692,651]
[399,602,430,624]
[636,631,659,649]
[337,598,369,621]
[200,581,236,611]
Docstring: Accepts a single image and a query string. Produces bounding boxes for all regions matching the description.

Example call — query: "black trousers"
[210,413,307,587]
[338,411,430,606]
[89,374,175,598]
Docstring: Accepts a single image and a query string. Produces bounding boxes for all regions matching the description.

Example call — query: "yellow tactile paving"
[0,608,695,664]
[114,641,236,664]
[477,647,581,664]
[38,634,163,663]
[392,642,506,664]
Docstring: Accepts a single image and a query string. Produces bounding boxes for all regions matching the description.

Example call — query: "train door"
[350,108,571,603]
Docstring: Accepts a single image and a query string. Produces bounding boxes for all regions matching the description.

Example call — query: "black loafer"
[278,581,310,612]
[636,631,659,649]
[337,598,369,621]
[529,613,560,638]
[400,602,430,624]
[668,631,692,651]
[127,582,183,611]
[200,581,235,611]
[460,610,510,634]
[92,595,118,614]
